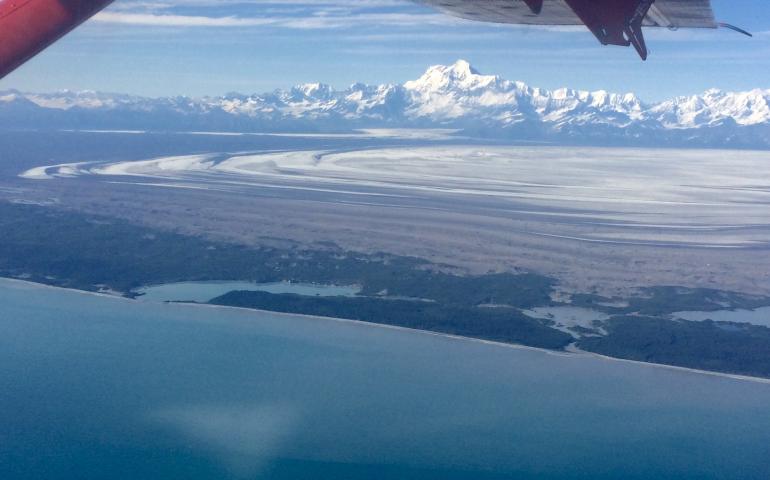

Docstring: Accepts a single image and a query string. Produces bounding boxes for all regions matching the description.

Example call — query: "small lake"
[135,281,360,303]
[523,306,609,334]
[674,307,770,328]
[2,278,770,480]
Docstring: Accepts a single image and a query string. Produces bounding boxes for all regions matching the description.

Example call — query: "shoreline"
[3,276,770,385]
[187,301,770,385]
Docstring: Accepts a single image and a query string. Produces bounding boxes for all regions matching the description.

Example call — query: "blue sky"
[1,0,768,100]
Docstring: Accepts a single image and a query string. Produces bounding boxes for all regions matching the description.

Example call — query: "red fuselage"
[0,0,114,79]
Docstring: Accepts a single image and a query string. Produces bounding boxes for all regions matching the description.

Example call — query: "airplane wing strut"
[562,0,655,60]
[419,0,750,60]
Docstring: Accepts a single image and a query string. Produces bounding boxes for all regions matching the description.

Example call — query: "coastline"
[3,276,770,385]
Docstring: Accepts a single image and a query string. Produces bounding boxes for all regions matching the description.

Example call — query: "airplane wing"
[0,0,749,80]
[0,0,114,79]
[418,0,721,59]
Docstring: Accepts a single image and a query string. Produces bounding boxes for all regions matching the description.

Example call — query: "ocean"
[1,278,769,480]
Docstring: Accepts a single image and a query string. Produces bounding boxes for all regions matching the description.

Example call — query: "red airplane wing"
[0,0,113,79]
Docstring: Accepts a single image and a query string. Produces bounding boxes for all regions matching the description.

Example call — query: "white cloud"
[93,10,455,29]
[95,12,275,27]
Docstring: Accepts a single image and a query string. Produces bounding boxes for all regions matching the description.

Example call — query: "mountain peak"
[2,62,769,148]
[447,59,479,77]
[405,60,502,93]
[291,82,334,100]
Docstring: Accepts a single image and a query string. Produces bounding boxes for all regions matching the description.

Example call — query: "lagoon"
[674,307,770,328]
[2,278,770,480]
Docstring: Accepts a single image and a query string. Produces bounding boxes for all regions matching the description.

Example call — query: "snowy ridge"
[2,60,769,148]
[650,88,770,128]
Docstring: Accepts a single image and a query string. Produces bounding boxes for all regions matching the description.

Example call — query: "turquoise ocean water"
[1,278,769,480]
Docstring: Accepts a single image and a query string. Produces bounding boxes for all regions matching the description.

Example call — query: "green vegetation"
[579,316,770,378]
[571,286,770,316]
[358,272,553,309]
[0,202,554,304]
[4,200,770,376]
[211,291,573,349]
[0,201,568,349]
[624,287,770,315]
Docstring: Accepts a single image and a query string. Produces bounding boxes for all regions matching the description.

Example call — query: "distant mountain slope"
[2,60,769,148]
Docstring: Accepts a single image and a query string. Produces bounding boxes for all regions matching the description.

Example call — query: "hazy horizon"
[4,58,770,99]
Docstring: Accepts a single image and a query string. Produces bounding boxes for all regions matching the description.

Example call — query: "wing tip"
[718,22,753,37]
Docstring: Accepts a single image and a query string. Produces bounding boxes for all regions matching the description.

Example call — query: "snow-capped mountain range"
[2,60,770,148]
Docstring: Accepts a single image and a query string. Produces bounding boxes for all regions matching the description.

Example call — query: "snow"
[20,146,770,251]
[1,60,769,145]
[19,162,90,180]
[651,88,770,128]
